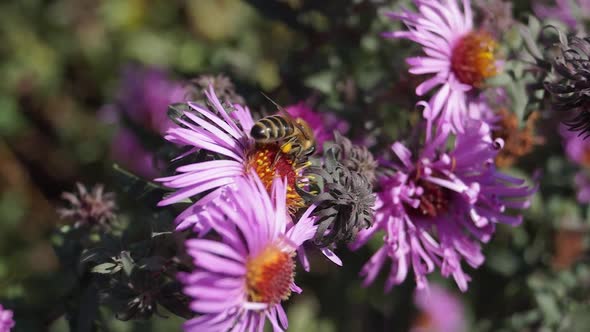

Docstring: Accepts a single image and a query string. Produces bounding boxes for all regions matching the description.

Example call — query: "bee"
[250,114,316,161]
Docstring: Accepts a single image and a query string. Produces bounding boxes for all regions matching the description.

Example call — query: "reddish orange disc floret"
[451,31,498,87]
[246,245,295,304]
[248,144,305,213]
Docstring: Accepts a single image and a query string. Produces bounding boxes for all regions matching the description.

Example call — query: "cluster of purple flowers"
[134,0,541,330]
[156,86,342,331]
[349,0,535,292]
[100,65,187,178]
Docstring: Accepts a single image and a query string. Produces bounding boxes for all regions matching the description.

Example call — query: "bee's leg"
[280,141,294,155]
[271,139,294,168]
[295,160,312,171]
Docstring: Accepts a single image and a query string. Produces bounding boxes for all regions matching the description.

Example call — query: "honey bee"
[250,113,316,162]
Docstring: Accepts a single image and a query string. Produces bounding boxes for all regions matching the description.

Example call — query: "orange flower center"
[451,31,498,87]
[246,245,295,304]
[248,144,305,213]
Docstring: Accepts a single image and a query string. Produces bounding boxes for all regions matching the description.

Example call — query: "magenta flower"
[156,86,306,231]
[180,175,336,332]
[560,125,590,203]
[351,118,535,291]
[285,103,349,151]
[575,171,590,203]
[411,285,466,332]
[384,0,499,132]
[574,171,590,203]
[116,65,187,134]
[0,305,14,332]
[560,124,590,167]
[534,0,590,29]
[111,128,163,178]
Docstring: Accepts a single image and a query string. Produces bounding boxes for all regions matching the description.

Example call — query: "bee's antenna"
[260,92,284,112]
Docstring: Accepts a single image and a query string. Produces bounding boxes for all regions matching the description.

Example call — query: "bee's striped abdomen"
[250,115,295,142]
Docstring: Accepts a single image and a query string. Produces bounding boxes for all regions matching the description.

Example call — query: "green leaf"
[91,262,118,274]
[120,251,135,276]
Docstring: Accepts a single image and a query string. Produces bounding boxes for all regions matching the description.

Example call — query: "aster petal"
[184,310,237,332]
[321,248,343,266]
[187,101,241,141]
[186,239,245,262]
[361,246,388,286]
[190,296,244,313]
[415,75,445,96]
[192,251,246,276]
[157,177,235,206]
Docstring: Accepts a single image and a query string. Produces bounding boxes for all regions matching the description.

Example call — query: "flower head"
[546,36,590,136]
[0,305,14,332]
[156,86,306,231]
[111,128,163,178]
[285,103,348,151]
[534,0,590,29]
[305,145,376,247]
[305,134,377,246]
[188,74,245,105]
[332,132,378,184]
[57,183,117,229]
[351,118,535,291]
[575,171,590,203]
[180,176,327,332]
[116,65,187,134]
[385,0,500,132]
[411,285,466,332]
[561,124,590,167]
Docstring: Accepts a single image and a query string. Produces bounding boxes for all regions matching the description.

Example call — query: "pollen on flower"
[451,31,498,87]
[405,170,452,218]
[248,144,305,212]
[246,245,295,304]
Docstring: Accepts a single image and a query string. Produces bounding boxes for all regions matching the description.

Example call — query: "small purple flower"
[116,65,187,134]
[285,103,349,151]
[534,0,590,29]
[560,125,590,203]
[384,0,500,132]
[156,86,307,232]
[560,124,590,167]
[574,171,590,203]
[411,285,466,332]
[111,128,163,178]
[0,305,14,332]
[351,117,535,291]
[180,175,339,332]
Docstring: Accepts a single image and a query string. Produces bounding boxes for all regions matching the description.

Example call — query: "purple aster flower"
[411,285,466,332]
[560,124,590,167]
[285,103,349,151]
[384,0,500,133]
[574,171,590,203]
[180,175,338,332]
[351,116,535,291]
[534,0,590,29]
[116,65,187,134]
[111,128,164,178]
[0,305,14,332]
[156,86,307,231]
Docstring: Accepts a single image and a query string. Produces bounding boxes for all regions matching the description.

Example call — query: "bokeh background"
[1,0,589,331]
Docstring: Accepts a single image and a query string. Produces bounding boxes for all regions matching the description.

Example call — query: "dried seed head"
[57,183,117,229]
[306,147,376,247]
